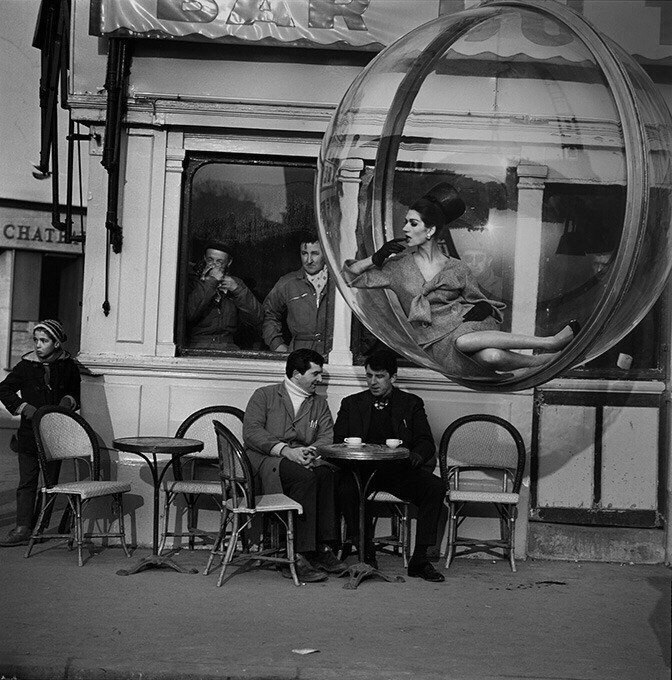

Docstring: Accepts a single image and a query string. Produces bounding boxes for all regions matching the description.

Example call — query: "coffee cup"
[344,437,362,446]
[385,438,402,449]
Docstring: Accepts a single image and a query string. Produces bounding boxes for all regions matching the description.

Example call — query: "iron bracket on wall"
[33,0,87,245]
[101,38,133,256]
[100,38,133,316]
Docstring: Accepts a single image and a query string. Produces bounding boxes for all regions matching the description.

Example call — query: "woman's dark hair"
[365,349,398,377]
[286,348,325,377]
[410,183,466,229]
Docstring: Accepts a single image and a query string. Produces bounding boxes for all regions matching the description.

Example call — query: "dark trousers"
[339,462,445,553]
[16,428,61,529]
[279,459,339,553]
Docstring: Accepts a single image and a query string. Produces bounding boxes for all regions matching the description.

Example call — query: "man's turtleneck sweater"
[270,377,312,457]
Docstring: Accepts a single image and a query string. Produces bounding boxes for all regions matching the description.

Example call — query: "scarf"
[306,267,328,307]
[283,376,311,416]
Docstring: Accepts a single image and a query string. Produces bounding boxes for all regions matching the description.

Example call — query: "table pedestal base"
[116,554,199,576]
[341,561,405,590]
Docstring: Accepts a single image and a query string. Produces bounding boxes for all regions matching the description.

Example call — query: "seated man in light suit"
[333,349,445,582]
[243,348,346,582]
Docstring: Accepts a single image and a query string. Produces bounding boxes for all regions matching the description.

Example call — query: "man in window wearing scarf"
[243,348,346,582]
[262,232,334,357]
[0,319,80,546]
[333,349,445,582]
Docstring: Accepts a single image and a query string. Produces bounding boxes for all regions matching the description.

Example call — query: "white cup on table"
[344,437,362,446]
[385,438,402,449]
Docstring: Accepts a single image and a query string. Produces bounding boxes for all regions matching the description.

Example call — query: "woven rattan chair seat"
[164,480,221,495]
[448,490,519,504]
[226,493,303,514]
[368,490,406,503]
[45,480,131,499]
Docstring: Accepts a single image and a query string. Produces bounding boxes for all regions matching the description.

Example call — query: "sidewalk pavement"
[0,538,670,680]
[0,442,670,680]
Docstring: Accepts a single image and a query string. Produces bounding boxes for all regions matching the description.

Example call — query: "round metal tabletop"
[112,436,204,455]
[317,442,409,462]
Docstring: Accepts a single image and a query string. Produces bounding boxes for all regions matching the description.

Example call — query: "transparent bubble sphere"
[316,0,672,391]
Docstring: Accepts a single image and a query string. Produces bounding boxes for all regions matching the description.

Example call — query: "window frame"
[174,151,322,359]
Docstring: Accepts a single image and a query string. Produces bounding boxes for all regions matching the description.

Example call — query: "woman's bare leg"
[455,323,576,355]
[470,348,561,372]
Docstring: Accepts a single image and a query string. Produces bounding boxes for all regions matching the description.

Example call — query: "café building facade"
[62,0,672,561]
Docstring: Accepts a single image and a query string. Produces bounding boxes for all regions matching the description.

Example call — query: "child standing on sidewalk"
[0,319,81,546]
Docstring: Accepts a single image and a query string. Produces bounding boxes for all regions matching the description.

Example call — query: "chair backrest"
[213,419,256,510]
[32,406,100,486]
[175,405,245,460]
[439,414,526,493]
[173,406,244,480]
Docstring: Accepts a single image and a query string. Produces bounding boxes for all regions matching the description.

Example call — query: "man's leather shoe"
[408,561,445,582]
[0,526,31,547]
[280,553,328,582]
[311,546,348,573]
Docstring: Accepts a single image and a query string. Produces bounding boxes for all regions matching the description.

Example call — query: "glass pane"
[177,158,332,356]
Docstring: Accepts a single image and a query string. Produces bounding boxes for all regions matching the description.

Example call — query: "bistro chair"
[159,405,244,555]
[369,492,412,568]
[204,420,303,586]
[439,414,526,572]
[27,406,132,567]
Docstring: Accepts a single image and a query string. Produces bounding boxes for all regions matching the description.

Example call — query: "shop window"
[563,302,665,379]
[538,184,666,380]
[175,154,333,358]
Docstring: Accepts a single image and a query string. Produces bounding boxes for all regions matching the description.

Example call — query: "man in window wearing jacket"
[262,232,334,357]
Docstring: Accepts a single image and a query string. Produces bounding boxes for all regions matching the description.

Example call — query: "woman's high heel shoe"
[568,319,581,337]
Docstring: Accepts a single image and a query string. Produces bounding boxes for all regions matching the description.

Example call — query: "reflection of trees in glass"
[536,184,626,336]
[190,178,277,251]
[181,161,318,348]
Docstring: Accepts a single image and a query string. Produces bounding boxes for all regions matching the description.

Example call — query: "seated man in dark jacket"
[334,349,445,582]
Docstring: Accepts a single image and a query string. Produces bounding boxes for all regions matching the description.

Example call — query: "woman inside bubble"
[343,183,580,376]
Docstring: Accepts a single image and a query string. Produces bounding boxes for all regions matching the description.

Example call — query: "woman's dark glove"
[463,300,494,322]
[371,238,406,267]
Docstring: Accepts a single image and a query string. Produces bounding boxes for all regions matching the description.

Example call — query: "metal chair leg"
[389,511,400,557]
[158,489,173,556]
[187,495,197,550]
[401,503,410,568]
[445,502,457,568]
[115,493,131,557]
[286,511,300,586]
[204,507,229,575]
[75,495,84,567]
[25,491,51,559]
[508,512,517,572]
[217,513,241,587]
[66,502,75,551]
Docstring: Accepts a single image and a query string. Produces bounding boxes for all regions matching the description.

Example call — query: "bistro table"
[113,436,204,575]
[316,442,409,589]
